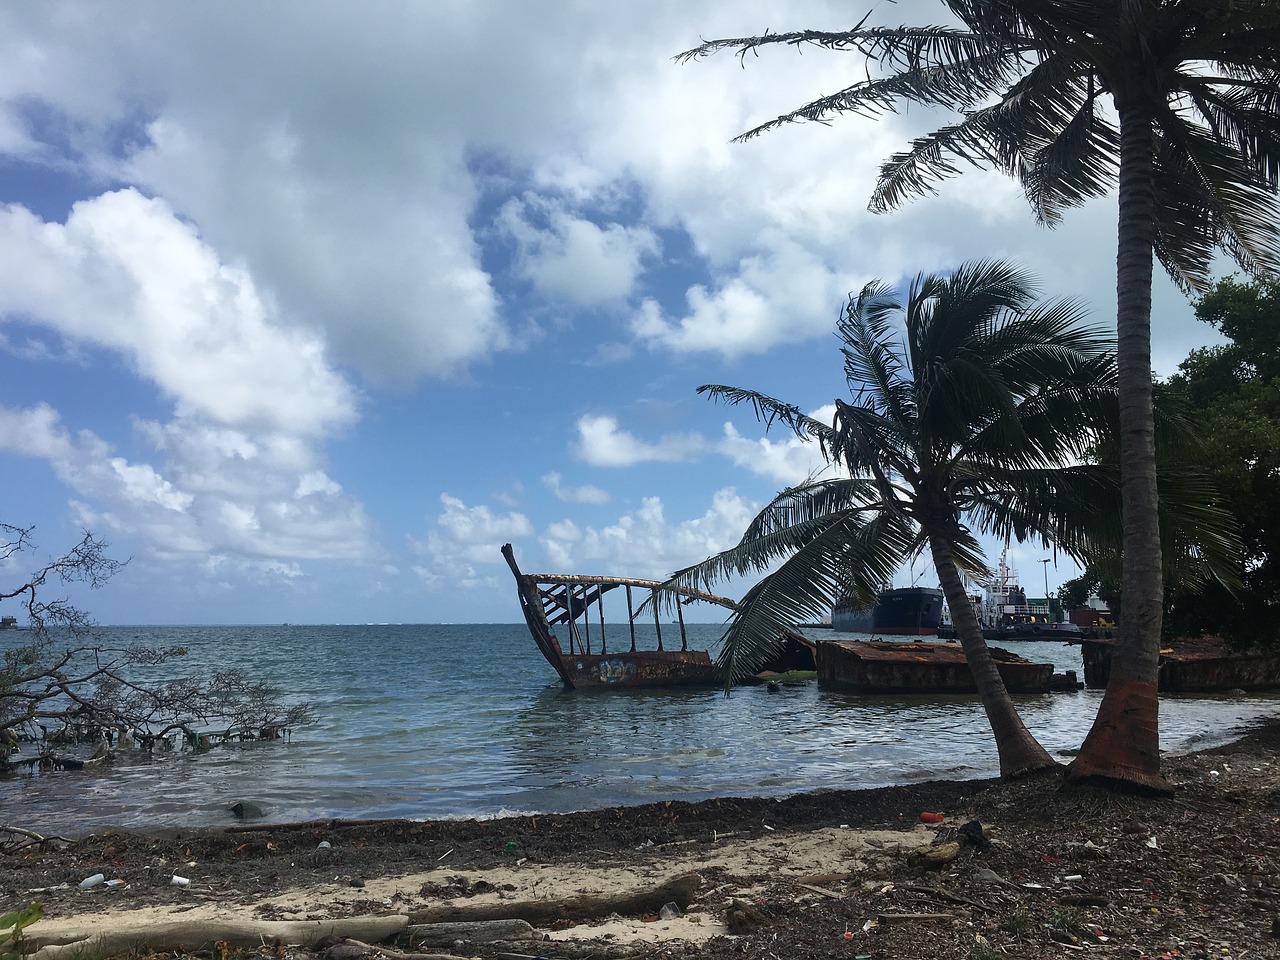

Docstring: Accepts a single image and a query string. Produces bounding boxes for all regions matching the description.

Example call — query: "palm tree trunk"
[928,534,1057,778]
[1066,90,1172,795]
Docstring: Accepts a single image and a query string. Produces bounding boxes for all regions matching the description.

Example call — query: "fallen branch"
[795,882,844,900]
[344,938,471,960]
[407,872,700,926]
[0,824,74,854]
[903,884,994,914]
[28,915,408,960]
[877,912,957,923]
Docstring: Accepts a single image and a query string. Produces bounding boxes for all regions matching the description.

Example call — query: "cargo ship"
[831,586,944,635]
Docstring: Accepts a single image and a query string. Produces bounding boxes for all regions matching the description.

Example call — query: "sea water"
[1,623,1277,835]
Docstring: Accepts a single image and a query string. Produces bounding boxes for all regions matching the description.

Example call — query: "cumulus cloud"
[0,190,357,435]
[0,404,375,565]
[0,192,377,569]
[631,234,852,357]
[539,488,756,578]
[542,471,610,505]
[498,197,660,305]
[410,494,534,589]
[713,405,842,486]
[573,414,705,467]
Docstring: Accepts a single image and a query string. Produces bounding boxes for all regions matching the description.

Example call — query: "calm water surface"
[2,623,1276,835]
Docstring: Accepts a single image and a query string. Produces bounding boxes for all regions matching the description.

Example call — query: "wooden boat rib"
[502,543,815,690]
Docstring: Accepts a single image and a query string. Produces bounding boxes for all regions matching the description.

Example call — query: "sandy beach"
[6,720,1280,959]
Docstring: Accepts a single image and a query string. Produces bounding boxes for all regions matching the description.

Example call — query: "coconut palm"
[670,259,1125,778]
[678,1,1280,793]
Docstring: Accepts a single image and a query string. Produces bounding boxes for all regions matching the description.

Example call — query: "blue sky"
[0,2,1218,625]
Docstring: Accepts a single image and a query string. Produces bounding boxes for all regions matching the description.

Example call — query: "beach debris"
[0,826,73,855]
[796,882,845,900]
[170,875,190,887]
[878,912,958,923]
[22,917,410,960]
[314,839,335,865]
[912,841,962,867]
[725,898,768,934]
[408,919,534,946]
[919,811,945,824]
[77,873,104,889]
[406,872,701,926]
[958,819,992,850]
[974,867,1018,888]
[658,901,681,920]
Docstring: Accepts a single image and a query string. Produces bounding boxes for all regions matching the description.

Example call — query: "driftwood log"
[407,871,701,925]
[28,915,408,960]
[407,918,535,945]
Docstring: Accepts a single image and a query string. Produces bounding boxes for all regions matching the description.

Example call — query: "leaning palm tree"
[678,1,1280,793]
[670,259,1123,779]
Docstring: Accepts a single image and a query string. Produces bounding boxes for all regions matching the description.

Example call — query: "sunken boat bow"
[501,543,815,690]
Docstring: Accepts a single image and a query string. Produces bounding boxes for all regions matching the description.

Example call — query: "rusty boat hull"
[1081,637,1280,692]
[549,642,717,689]
[502,543,816,691]
[817,639,1055,694]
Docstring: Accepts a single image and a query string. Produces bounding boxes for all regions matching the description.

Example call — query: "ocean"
[2,623,1277,836]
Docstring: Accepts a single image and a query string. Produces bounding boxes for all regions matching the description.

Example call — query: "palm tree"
[670,259,1122,778]
[678,1,1280,793]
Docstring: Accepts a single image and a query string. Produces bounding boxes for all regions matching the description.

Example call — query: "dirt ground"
[5,720,1280,960]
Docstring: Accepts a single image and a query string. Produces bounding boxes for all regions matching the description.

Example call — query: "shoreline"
[6,717,1280,957]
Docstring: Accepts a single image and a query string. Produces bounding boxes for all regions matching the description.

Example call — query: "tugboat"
[940,551,1081,641]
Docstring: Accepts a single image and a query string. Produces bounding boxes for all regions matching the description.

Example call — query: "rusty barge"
[502,543,816,690]
[1081,636,1280,692]
[817,639,1062,694]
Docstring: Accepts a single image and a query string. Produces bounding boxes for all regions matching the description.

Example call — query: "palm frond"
[666,478,880,595]
[714,510,916,686]
[697,384,838,446]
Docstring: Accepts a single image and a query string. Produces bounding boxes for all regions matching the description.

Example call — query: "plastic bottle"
[79,873,105,889]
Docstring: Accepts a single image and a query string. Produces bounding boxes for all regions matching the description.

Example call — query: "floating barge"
[502,543,816,690]
[817,639,1058,694]
[1081,636,1280,692]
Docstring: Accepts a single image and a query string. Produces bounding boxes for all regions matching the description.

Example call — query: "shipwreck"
[817,639,1066,694]
[1081,636,1280,693]
[501,543,815,690]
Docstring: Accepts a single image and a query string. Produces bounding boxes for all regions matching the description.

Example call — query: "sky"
[0,1,1223,625]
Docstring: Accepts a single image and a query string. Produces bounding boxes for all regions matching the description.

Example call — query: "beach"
[6,718,1280,960]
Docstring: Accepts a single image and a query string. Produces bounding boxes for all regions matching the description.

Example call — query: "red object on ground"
[919,811,944,823]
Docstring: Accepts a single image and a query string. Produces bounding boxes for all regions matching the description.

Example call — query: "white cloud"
[542,471,610,505]
[411,494,534,589]
[0,190,357,436]
[540,489,757,579]
[573,414,705,467]
[631,233,855,358]
[0,404,377,566]
[498,197,660,305]
[714,404,842,486]
[0,189,379,573]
